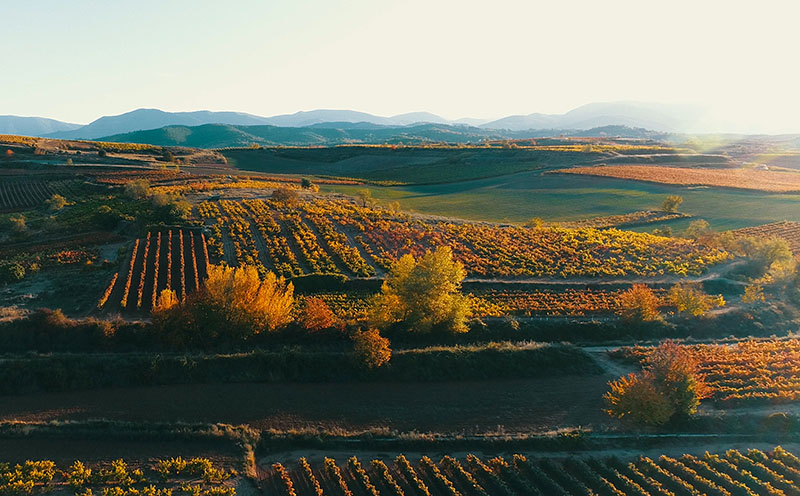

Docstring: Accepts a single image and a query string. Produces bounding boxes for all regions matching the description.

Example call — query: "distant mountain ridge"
[0,115,81,136]
[98,123,668,148]
[0,102,703,139]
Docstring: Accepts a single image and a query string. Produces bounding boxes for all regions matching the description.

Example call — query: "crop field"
[265,447,800,496]
[557,164,800,193]
[617,340,800,407]
[197,197,729,280]
[0,457,236,496]
[0,179,81,211]
[319,171,800,231]
[733,221,800,258]
[98,227,210,313]
[310,288,669,319]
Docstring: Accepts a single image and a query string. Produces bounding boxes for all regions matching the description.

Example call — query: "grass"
[321,171,800,231]
[221,147,601,185]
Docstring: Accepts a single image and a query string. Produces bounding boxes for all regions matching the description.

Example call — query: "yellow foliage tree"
[202,264,294,333]
[352,328,392,369]
[153,289,179,313]
[370,246,470,333]
[615,284,661,322]
[668,282,725,317]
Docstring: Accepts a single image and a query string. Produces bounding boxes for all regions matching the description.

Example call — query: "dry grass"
[557,164,800,192]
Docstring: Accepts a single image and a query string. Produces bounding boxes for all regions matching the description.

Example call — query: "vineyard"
[556,164,800,193]
[0,179,81,211]
[0,457,235,496]
[98,227,210,313]
[198,197,730,280]
[307,288,669,319]
[617,339,800,407]
[734,221,800,259]
[265,447,800,496]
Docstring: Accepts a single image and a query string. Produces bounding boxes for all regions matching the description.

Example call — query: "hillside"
[99,122,671,148]
[0,115,81,136]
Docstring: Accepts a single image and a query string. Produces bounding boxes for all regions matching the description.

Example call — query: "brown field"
[556,164,800,192]
[0,376,612,434]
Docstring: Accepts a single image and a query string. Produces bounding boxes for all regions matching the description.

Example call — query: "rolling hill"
[98,123,669,148]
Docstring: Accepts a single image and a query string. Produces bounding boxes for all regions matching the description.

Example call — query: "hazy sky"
[3,0,799,132]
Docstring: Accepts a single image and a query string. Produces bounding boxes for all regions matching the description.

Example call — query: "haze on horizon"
[3,0,799,134]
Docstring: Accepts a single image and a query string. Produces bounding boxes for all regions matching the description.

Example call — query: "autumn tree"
[352,328,392,369]
[661,195,683,213]
[124,179,151,199]
[667,282,725,317]
[370,246,470,333]
[684,219,711,240]
[153,265,294,346]
[45,194,68,211]
[299,296,339,332]
[272,187,300,206]
[605,341,709,426]
[615,284,661,322]
[357,189,376,207]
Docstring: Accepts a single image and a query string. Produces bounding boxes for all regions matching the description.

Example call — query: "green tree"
[370,246,470,333]
[684,219,711,240]
[124,179,151,199]
[357,189,375,207]
[661,195,684,213]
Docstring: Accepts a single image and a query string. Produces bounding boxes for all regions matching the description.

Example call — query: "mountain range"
[97,123,665,148]
[0,102,704,141]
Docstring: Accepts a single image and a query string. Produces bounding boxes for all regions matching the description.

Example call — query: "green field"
[321,171,800,231]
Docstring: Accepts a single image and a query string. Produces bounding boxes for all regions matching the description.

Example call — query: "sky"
[3,0,800,133]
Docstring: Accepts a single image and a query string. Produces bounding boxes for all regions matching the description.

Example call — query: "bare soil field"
[556,164,800,192]
[0,376,613,434]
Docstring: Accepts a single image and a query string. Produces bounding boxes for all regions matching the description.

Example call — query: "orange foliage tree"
[352,328,392,369]
[605,341,710,426]
[299,296,339,332]
[615,284,661,322]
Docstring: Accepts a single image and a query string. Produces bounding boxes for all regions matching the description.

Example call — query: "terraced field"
[265,447,800,496]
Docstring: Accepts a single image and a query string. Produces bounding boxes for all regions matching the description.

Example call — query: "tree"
[153,289,179,313]
[352,328,392,369]
[154,265,294,346]
[684,219,711,240]
[200,265,294,335]
[66,158,73,166]
[124,179,151,199]
[667,282,725,317]
[299,296,339,332]
[357,189,375,207]
[525,217,545,229]
[300,178,313,189]
[370,246,470,333]
[45,194,68,211]
[615,284,661,322]
[742,283,766,303]
[661,195,683,213]
[605,341,709,426]
[9,214,26,233]
[272,187,300,206]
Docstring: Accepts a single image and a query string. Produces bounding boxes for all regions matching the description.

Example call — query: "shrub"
[0,263,25,283]
[124,179,151,199]
[272,187,299,206]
